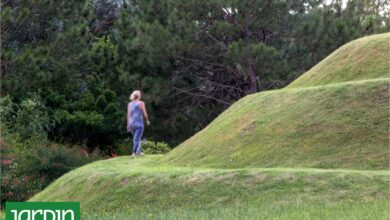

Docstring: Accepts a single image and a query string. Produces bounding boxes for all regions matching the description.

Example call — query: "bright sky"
[323,0,390,15]
[324,0,348,9]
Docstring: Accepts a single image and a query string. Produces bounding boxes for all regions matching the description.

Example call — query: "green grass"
[287,33,389,88]
[163,33,390,169]
[82,201,389,220]
[30,156,389,218]
[163,78,389,169]
[28,34,390,219]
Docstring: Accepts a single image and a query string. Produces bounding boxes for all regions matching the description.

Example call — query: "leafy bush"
[0,96,17,128]
[115,138,171,155]
[0,157,44,206]
[115,139,132,155]
[14,96,51,139]
[20,143,102,181]
[47,87,124,148]
[0,139,43,207]
[0,134,103,207]
[0,95,51,139]
[141,140,170,154]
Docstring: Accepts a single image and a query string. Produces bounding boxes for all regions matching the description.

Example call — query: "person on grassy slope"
[127,90,150,158]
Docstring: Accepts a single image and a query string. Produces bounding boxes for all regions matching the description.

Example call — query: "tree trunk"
[246,62,258,94]
[243,6,258,94]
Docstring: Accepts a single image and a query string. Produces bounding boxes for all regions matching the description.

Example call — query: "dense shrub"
[0,133,102,207]
[0,139,42,207]
[15,96,51,139]
[20,143,102,182]
[0,156,45,206]
[142,140,170,154]
[47,87,124,148]
[0,94,107,206]
[0,96,17,128]
[115,138,170,155]
[115,138,132,155]
[0,95,51,139]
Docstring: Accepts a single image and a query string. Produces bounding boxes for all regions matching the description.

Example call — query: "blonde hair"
[130,90,141,101]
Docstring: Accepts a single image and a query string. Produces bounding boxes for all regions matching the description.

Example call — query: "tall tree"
[2,0,388,147]
[1,0,94,98]
[286,0,390,75]
[167,0,294,98]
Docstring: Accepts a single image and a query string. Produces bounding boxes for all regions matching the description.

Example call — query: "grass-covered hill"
[162,78,389,169]
[162,33,390,169]
[30,34,390,219]
[287,33,389,88]
[30,156,389,219]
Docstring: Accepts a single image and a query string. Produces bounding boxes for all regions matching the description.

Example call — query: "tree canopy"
[1,0,388,149]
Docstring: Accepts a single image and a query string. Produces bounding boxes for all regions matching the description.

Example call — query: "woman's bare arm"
[127,103,131,131]
[141,102,150,126]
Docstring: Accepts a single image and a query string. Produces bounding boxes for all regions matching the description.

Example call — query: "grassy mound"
[162,78,389,169]
[30,156,389,218]
[162,33,389,169]
[287,33,389,88]
[30,34,389,218]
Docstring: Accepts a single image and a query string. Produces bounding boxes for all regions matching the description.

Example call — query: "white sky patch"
[222,7,237,15]
[323,0,348,9]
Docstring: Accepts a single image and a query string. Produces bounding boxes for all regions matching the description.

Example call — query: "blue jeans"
[130,125,144,154]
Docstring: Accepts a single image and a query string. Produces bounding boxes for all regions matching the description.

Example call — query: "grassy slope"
[30,34,390,218]
[287,33,389,88]
[162,33,389,169]
[30,156,389,218]
[162,79,389,169]
[82,202,389,220]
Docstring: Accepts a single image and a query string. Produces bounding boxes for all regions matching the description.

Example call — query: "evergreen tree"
[1,0,388,148]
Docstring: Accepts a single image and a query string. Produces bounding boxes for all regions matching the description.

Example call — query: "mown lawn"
[82,200,388,220]
[29,156,389,219]
[287,33,389,88]
[163,33,389,170]
[163,78,389,169]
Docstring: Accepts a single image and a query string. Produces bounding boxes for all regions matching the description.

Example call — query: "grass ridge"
[287,33,389,88]
[29,33,390,219]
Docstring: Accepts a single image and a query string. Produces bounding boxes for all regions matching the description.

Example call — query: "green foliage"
[45,85,124,148]
[0,158,45,207]
[60,111,104,133]
[20,143,101,182]
[0,96,17,128]
[115,138,170,155]
[142,140,170,154]
[15,96,51,139]
[0,95,51,139]
[0,132,102,206]
[1,0,389,149]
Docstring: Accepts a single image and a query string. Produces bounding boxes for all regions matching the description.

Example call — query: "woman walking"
[127,90,150,158]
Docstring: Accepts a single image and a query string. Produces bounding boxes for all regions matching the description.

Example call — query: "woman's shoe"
[132,153,136,159]
[139,152,145,157]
